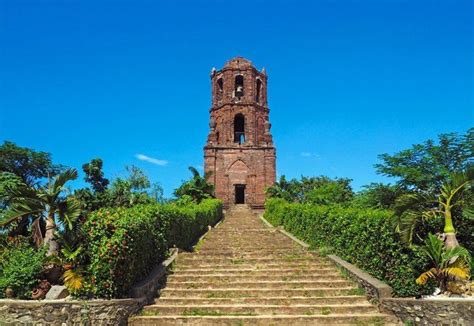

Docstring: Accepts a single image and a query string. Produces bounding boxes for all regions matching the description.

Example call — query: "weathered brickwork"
[204,57,276,208]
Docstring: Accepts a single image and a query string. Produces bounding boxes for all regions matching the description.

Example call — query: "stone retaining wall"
[0,297,144,325]
[381,298,474,325]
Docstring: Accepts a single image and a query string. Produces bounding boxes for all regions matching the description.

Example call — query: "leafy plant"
[0,168,82,256]
[63,269,84,292]
[416,234,471,291]
[0,240,47,299]
[174,167,215,203]
[394,168,473,249]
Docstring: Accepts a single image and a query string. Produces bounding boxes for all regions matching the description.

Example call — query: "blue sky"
[1,0,472,197]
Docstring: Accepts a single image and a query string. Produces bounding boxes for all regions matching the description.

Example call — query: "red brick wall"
[204,57,276,208]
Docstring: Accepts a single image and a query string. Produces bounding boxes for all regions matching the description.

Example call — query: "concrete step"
[142,303,379,315]
[167,274,347,282]
[168,268,339,275]
[193,249,306,255]
[174,262,335,270]
[176,257,323,265]
[164,280,354,289]
[153,296,369,306]
[159,288,360,298]
[129,314,395,325]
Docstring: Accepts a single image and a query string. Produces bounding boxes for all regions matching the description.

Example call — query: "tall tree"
[0,141,62,186]
[82,158,109,193]
[375,128,473,192]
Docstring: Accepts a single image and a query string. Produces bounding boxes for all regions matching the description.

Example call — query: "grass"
[193,237,206,252]
[139,309,159,316]
[370,316,385,326]
[347,287,366,296]
[182,309,256,316]
[321,307,332,315]
[230,259,245,265]
[317,246,334,257]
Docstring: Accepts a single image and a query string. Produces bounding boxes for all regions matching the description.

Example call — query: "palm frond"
[443,267,470,280]
[57,197,82,230]
[51,169,78,196]
[188,166,200,179]
[416,268,438,285]
[63,269,83,291]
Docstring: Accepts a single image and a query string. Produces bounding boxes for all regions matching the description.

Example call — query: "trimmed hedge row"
[264,198,430,297]
[81,199,223,298]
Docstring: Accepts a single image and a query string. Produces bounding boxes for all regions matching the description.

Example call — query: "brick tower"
[204,57,276,208]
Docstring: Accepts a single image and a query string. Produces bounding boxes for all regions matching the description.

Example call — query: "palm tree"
[0,168,81,256]
[416,234,471,291]
[394,168,473,249]
[174,167,214,203]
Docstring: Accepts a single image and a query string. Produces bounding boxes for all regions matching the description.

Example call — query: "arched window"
[256,79,262,103]
[216,78,223,100]
[234,75,244,97]
[217,78,223,92]
[234,114,245,144]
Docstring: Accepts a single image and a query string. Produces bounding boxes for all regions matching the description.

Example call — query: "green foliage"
[82,158,109,193]
[393,168,474,248]
[0,240,47,299]
[0,168,82,255]
[266,175,353,205]
[416,234,471,290]
[75,164,158,214]
[264,198,431,296]
[80,199,222,298]
[0,140,62,186]
[375,128,473,192]
[352,183,401,209]
[174,167,215,203]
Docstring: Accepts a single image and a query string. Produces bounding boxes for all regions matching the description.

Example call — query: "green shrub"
[81,199,222,298]
[264,198,431,297]
[0,240,46,299]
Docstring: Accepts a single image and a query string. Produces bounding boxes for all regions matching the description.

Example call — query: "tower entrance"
[235,185,245,204]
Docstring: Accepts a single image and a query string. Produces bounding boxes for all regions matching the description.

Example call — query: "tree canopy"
[0,141,62,186]
[375,128,473,192]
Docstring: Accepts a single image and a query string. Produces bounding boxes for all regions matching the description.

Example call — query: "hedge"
[264,198,431,297]
[81,199,223,298]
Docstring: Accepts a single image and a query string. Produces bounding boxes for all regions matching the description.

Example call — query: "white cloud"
[135,154,168,166]
[300,152,321,159]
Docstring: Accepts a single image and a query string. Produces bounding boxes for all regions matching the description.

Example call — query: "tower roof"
[223,57,253,69]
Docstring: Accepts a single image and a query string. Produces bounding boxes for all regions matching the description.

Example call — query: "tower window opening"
[216,78,223,100]
[234,75,244,98]
[234,114,245,144]
[217,78,223,92]
[256,79,262,103]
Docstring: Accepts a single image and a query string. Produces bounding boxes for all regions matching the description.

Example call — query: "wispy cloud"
[300,152,320,158]
[135,154,168,166]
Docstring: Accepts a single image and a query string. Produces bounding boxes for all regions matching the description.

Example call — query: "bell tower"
[204,57,276,208]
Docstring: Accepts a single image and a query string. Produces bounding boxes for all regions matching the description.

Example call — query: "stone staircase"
[129,205,396,325]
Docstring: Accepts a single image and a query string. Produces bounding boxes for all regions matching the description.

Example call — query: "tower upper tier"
[210,57,268,109]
